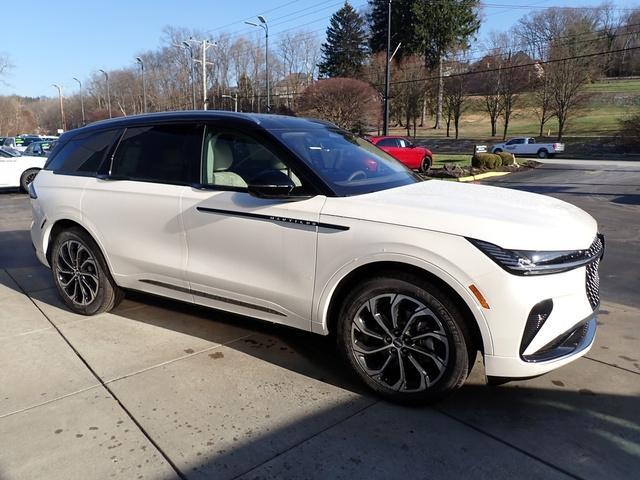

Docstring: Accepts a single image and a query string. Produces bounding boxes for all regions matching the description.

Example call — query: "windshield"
[274,127,420,196]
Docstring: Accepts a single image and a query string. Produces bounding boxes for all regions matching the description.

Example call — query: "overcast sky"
[1,0,637,97]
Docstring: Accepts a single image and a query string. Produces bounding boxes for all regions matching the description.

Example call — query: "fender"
[312,251,495,356]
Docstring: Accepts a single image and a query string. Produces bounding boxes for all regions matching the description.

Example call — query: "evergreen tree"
[368,0,415,62]
[411,0,480,128]
[318,2,369,78]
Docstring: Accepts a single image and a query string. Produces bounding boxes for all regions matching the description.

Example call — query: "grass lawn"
[382,78,640,140]
[432,153,471,168]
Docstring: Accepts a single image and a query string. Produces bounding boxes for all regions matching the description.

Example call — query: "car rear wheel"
[20,168,40,192]
[537,149,549,159]
[420,156,432,173]
[51,228,124,315]
[336,273,474,403]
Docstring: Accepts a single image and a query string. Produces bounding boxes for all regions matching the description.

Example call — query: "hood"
[321,180,597,251]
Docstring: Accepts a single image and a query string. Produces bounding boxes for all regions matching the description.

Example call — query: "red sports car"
[369,136,433,172]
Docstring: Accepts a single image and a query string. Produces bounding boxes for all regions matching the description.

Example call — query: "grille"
[585,236,603,310]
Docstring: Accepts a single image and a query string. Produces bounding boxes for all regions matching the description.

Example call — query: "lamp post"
[245,16,269,111]
[181,41,197,110]
[135,57,147,113]
[383,0,392,136]
[73,77,85,125]
[222,93,238,112]
[51,84,66,131]
[99,69,111,118]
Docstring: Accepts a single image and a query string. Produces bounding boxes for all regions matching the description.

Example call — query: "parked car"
[22,141,55,157]
[0,149,46,190]
[30,112,603,403]
[2,135,42,153]
[491,137,565,159]
[369,136,433,172]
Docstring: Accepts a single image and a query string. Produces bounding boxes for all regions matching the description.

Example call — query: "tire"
[336,273,475,404]
[20,168,40,193]
[537,149,549,159]
[420,156,432,174]
[50,227,124,315]
[493,148,503,154]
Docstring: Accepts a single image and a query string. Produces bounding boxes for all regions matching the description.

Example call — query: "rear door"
[181,124,325,330]
[81,123,202,301]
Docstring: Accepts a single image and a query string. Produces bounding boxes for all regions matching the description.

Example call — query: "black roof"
[61,111,335,143]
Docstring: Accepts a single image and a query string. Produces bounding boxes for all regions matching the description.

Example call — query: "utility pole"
[222,93,238,112]
[136,57,147,113]
[245,16,270,111]
[51,84,66,131]
[190,38,215,110]
[99,69,112,118]
[383,0,392,135]
[73,77,85,125]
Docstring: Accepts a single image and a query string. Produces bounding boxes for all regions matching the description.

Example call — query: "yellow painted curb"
[456,171,511,182]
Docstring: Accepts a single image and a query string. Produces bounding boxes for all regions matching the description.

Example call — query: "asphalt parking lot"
[1,160,638,480]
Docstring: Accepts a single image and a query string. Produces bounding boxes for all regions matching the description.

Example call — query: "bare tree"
[443,58,469,139]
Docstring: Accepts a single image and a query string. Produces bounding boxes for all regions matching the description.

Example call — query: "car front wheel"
[51,228,124,315]
[336,273,474,403]
[537,149,549,159]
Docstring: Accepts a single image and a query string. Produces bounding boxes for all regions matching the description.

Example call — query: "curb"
[456,171,511,182]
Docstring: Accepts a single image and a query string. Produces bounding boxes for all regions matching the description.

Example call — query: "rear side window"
[45,129,121,174]
[111,124,202,185]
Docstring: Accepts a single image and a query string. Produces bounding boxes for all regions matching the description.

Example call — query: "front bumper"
[484,311,597,378]
[471,235,603,379]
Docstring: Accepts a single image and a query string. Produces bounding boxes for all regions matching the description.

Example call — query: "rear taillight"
[28,181,37,199]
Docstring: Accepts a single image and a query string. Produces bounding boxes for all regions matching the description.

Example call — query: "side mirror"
[247,170,296,199]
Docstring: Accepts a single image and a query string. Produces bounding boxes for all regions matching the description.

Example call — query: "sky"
[0,0,637,98]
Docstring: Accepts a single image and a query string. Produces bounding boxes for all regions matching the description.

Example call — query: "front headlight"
[467,236,603,276]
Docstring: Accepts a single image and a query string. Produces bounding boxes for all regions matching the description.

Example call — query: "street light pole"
[245,16,270,112]
[99,69,112,118]
[136,57,147,113]
[73,77,85,125]
[222,93,238,112]
[181,41,197,110]
[51,84,66,131]
[383,0,392,136]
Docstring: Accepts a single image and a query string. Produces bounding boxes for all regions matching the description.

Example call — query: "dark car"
[22,141,55,157]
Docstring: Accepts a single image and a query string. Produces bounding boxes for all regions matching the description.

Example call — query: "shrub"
[618,113,640,147]
[296,77,380,133]
[497,151,515,165]
[472,153,503,169]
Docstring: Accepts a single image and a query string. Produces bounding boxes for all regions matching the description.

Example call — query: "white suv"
[30,112,603,403]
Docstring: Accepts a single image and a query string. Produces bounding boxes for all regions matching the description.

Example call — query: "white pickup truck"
[491,137,565,159]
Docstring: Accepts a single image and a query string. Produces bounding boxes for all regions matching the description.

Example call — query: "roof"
[63,111,335,143]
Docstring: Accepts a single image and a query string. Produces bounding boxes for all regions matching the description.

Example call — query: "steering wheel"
[348,170,367,182]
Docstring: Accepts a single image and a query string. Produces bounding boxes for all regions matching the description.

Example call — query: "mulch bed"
[424,160,542,179]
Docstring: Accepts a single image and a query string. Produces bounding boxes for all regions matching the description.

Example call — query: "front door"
[181,125,325,330]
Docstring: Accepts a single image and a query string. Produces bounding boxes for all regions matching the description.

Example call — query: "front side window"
[201,126,306,192]
[398,138,412,148]
[111,124,202,185]
[45,129,121,174]
[275,127,420,196]
[376,138,398,147]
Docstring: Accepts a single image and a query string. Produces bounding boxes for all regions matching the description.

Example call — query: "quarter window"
[111,124,202,185]
[45,129,121,174]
